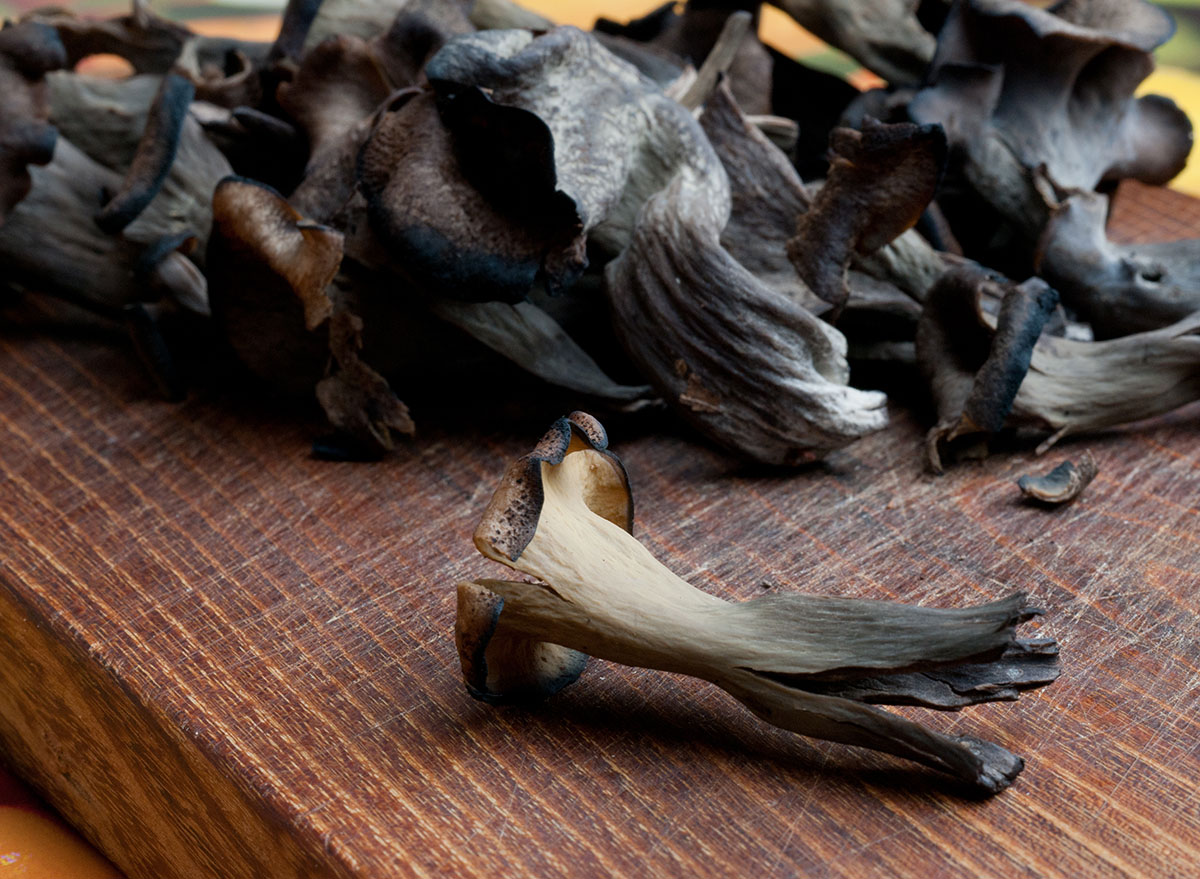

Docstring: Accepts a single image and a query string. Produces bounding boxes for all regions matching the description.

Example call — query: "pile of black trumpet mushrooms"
[1,0,1197,471]
[8,0,1198,794]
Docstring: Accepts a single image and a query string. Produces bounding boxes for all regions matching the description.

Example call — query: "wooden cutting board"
[1,182,1198,879]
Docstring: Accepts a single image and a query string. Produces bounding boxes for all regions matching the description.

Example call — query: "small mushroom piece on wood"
[1017,452,1098,505]
[459,412,1058,794]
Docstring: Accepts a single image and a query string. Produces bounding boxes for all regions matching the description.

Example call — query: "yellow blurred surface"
[0,809,123,879]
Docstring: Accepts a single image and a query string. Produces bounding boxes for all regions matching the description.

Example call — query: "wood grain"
[1,182,1199,878]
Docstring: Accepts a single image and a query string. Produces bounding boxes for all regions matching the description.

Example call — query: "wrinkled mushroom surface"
[911,0,1193,241]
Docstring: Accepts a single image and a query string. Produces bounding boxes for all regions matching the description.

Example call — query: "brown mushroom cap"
[475,412,633,564]
[357,87,581,302]
[207,175,344,393]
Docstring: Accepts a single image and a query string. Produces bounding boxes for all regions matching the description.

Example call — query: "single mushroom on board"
[457,412,1059,795]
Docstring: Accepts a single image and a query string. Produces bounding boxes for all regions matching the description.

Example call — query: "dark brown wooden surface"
[1,183,1199,879]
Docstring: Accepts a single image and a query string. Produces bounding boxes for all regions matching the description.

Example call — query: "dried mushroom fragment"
[458,413,1058,794]
[1036,190,1200,337]
[96,73,196,234]
[1017,452,1098,505]
[429,299,654,408]
[45,73,162,172]
[605,78,887,464]
[26,2,191,73]
[698,82,946,321]
[207,175,343,393]
[207,176,413,453]
[0,22,66,225]
[0,137,202,317]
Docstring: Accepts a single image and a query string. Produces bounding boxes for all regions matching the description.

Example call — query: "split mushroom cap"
[460,413,1059,793]
[0,21,67,226]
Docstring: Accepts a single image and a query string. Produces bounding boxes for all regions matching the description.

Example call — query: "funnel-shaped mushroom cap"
[915,0,1193,191]
[458,412,627,703]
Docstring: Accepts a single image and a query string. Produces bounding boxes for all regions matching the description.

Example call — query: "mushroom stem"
[677,10,753,110]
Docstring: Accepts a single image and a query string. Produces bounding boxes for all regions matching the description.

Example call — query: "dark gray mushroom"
[0,21,66,226]
[768,0,934,86]
[1036,189,1200,337]
[0,137,204,317]
[918,267,1060,472]
[1017,452,1098,505]
[910,0,1193,240]
[459,412,1058,794]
